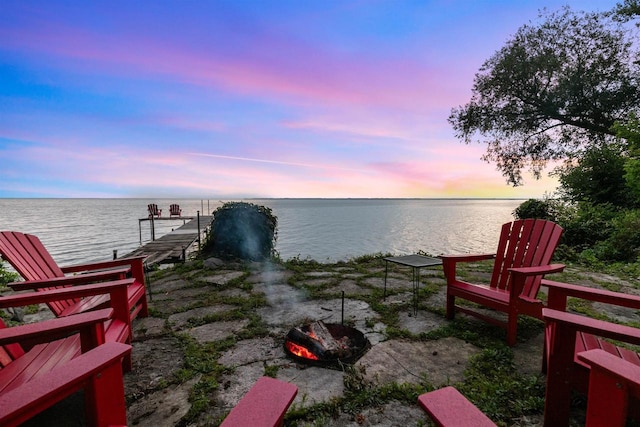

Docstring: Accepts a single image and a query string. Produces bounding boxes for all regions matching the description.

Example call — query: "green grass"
[457,347,545,426]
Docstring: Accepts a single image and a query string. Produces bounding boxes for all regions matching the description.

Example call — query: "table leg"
[416,267,421,315]
[412,267,419,315]
[384,260,389,300]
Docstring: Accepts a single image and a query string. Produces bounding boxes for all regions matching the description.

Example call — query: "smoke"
[205,202,275,261]
[257,260,307,314]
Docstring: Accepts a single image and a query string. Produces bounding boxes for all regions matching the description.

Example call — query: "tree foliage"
[554,141,636,207]
[449,6,640,186]
[612,0,640,21]
[512,198,556,221]
[614,114,640,200]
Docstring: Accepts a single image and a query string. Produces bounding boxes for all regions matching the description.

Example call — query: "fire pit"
[284,320,371,367]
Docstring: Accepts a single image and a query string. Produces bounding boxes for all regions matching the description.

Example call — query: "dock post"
[151,214,155,241]
[197,211,201,250]
[113,249,117,260]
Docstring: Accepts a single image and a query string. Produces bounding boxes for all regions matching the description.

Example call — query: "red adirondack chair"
[169,204,182,218]
[0,278,134,370]
[441,219,564,345]
[0,308,131,426]
[148,203,162,218]
[542,279,640,426]
[0,231,148,323]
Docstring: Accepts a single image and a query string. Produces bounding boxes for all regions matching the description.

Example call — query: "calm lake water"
[0,199,524,266]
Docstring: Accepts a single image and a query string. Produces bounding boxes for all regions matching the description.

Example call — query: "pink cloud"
[152,116,228,133]
[2,136,558,198]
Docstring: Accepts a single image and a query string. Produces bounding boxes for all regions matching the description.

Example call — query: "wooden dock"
[124,215,213,265]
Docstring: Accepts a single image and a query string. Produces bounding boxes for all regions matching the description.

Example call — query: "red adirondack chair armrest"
[578,349,640,385]
[8,268,131,291]
[418,386,498,427]
[0,308,112,348]
[509,264,566,277]
[542,279,640,311]
[543,308,640,346]
[220,376,298,427]
[61,255,147,274]
[0,341,131,427]
[0,279,133,329]
[0,279,133,309]
[440,253,495,263]
[440,253,495,282]
[509,264,566,300]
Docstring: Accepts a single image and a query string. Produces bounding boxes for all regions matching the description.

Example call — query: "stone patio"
[20,256,639,426]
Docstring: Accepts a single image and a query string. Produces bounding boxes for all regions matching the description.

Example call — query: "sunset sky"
[0,1,617,198]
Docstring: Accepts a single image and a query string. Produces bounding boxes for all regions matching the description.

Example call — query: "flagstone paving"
[119,258,519,426]
[19,256,640,426]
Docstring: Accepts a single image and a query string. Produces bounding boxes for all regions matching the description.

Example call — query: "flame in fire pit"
[284,341,319,360]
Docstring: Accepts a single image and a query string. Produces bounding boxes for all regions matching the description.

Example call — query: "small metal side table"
[383,254,442,315]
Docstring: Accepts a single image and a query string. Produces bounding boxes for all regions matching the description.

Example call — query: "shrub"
[0,261,18,290]
[513,199,557,221]
[559,202,617,252]
[203,202,277,261]
[593,209,640,262]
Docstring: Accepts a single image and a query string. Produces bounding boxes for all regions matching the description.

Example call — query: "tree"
[449,6,640,186]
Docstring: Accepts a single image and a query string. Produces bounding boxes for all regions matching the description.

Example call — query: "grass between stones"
[143,254,555,426]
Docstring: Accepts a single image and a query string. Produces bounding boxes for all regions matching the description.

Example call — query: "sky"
[0,1,620,199]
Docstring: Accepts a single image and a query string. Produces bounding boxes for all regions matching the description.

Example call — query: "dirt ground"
[17,258,639,426]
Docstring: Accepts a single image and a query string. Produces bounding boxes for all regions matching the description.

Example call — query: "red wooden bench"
[148,203,162,218]
[542,279,640,426]
[0,308,131,426]
[0,231,149,323]
[418,386,497,427]
[169,204,182,218]
[441,219,564,345]
[0,279,134,370]
[578,349,640,427]
[220,376,298,427]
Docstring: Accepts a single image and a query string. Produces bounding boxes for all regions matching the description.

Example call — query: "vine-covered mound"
[203,202,277,261]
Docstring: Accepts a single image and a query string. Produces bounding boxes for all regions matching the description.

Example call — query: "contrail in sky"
[188,152,370,172]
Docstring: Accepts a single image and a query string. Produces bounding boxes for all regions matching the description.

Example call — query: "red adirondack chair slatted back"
[170,204,181,215]
[148,204,161,217]
[0,231,77,316]
[0,232,64,280]
[490,219,563,297]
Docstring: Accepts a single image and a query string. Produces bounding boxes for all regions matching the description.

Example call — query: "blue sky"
[0,1,619,198]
